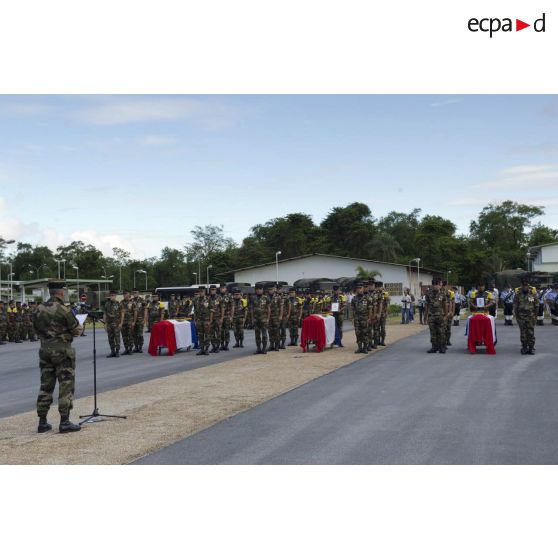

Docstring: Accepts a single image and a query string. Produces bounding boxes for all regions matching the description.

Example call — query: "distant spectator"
[401,288,413,324]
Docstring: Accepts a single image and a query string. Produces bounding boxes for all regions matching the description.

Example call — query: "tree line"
[1,200,556,291]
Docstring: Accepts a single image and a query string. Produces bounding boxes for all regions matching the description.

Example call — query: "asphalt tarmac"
[0,328,257,418]
[134,322,558,465]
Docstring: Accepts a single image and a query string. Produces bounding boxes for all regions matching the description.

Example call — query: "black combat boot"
[280,340,285,349]
[240,340,244,347]
[527,346,535,355]
[37,416,52,434]
[223,342,229,351]
[123,349,130,355]
[115,350,120,358]
[520,346,527,355]
[439,346,447,354]
[233,341,240,348]
[427,347,438,353]
[379,337,386,346]
[106,351,116,358]
[210,344,217,353]
[261,341,268,354]
[196,349,204,355]
[59,416,81,433]
[254,343,262,355]
[355,343,362,354]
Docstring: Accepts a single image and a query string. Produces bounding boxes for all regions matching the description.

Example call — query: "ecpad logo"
[468,13,546,37]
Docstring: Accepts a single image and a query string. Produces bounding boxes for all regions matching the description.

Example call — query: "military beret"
[220,283,226,287]
[375,281,383,287]
[332,285,339,290]
[520,277,530,285]
[232,288,241,293]
[356,282,363,287]
[123,289,130,294]
[110,290,118,295]
[198,285,206,290]
[48,281,67,290]
[288,287,295,292]
[209,284,217,289]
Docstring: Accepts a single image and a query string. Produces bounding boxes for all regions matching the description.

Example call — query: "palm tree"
[355,266,382,280]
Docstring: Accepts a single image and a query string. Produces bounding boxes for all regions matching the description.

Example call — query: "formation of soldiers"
[424,277,552,355]
[0,299,38,344]
[350,280,391,354]
[192,283,350,355]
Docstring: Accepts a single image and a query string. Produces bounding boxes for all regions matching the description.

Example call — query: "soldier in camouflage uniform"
[251,285,271,354]
[33,281,83,433]
[300,291,314,326]
[513,277,539,355]
[208,285,223,353]
[194,285,212,355]
[168,294,179,319]
[21,303,35,341]
[268,284,283,351]
[7,300,16,342]
[219,284,233,351]
[132,289,147,353]
[441,280,455,347]
[279,289,289,349]
[286,287,301,346]
[351,283,371,353]
[120,290,137,355]
[376,281,390,346]
[424,279,447,353]
[103,290,122,358]
[27,301,38,341]
[147,293,163,333]
[0,300,7,344]
[331,285,347,347]
[231,288,247,347]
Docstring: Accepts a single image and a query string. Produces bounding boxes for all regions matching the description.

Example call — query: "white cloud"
[1,101,52,117]
[140,134,178,146]
[75,98,205,126]
[73,97,244,129]
[471,164,558,191]
[68,230,140,258]
[429,98,461,108]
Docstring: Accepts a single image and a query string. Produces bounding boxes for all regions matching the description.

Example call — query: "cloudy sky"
[1,95,557,259]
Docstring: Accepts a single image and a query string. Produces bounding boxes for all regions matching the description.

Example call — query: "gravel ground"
[0,323,424,464]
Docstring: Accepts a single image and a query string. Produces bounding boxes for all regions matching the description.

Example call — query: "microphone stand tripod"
[79,312,127,425]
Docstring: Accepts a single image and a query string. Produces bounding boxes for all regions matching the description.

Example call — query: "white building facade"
[233,254,434,298]
[531,242,558,273]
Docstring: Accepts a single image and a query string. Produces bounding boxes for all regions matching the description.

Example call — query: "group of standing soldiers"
[0,299,38,345]
[102,289,164,357]
[192,283,349,355]
[350,280,391,354]
[424,276,545,355]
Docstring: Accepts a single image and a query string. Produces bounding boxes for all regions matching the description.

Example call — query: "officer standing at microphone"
[33,281,83,433]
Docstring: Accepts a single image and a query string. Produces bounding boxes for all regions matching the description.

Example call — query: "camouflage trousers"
[37,344,76,418]
[24,322,36,341]
[106,321,121,353]
[220,316,232,346]
[133,320,145,350]
[196,320,211,351]
[354,317,369,346]
[379,316,387,342]
[210,320,221,348]
[233,318,245,343]
[7,320,18,341]
[428,315,445,350]
[517,315,536,348]
[372,319,380,345]
[0,321,6,341]
[288,317,299,343]
[279,319,287,343]
[445,314,453,345]
[268,317,281,347]
[121,320,134,352]
[253,317,268,347]
[147,316,159,332]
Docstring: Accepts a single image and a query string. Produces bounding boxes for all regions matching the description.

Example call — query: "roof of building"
[6,277,114,287]
[529,241,558,250]
[228,253,440,275]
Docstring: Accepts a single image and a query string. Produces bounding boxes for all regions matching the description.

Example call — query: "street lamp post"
[447,270,452,283]
[410,257,421,296]
[526,251,531,273]
[206,264,213,287]
[55,258,66,279]
[275,251,282,284]
[8,268,14,300]
[135,269,147,291]
[73,265,79,300]
[193,272,198,286]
